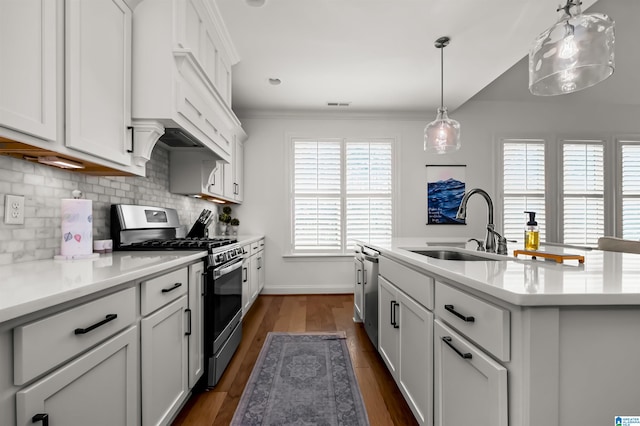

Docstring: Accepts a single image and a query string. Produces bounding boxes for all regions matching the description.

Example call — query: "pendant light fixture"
[529,0,614,96]
[424,36,460,154]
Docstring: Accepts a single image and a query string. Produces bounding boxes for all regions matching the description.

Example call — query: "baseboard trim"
[261,284,353,295]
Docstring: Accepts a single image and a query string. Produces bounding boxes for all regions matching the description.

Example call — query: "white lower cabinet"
[16,326,138,426]
[141,295,189,426]
[434,319,508,426]
[378,275,433,425]
[244,239,265,316]
[187,262,205,389]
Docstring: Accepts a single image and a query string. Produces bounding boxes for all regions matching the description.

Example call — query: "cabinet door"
[398,292,433,426]
[223,138,244,202]
[0,0,57,141]
[16,327,138,426]
[258,251,265,293]
[65,0,132,165]
[353,257,364,321]
[242,258,251,316]
[141,296,189,426]
[188,262,205,389]
[249,253,259,302]
[234,139,244,202]
[434,320,508,426]
[378,276,399,377]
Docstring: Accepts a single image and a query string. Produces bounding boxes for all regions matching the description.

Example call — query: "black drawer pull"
[162,282,182,293]
[32,413,49,426]
[74,314,117,335]
[442,336,472,359]
[444,304,475,322]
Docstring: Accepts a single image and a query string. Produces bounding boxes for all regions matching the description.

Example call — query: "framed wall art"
[426,164,466,225]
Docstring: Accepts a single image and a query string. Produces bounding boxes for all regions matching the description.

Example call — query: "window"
[500,135,640,246]
[560,140,605,245]
[620,140,640,240]
[501,139,546,243]
[291,138,393,254]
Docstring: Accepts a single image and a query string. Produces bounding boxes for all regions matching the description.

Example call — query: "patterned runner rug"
[231,332,370,425]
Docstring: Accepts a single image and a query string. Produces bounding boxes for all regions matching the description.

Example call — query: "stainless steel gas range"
[111,204,243,389]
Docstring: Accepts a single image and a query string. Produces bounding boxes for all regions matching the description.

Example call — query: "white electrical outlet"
[4,194,25,225]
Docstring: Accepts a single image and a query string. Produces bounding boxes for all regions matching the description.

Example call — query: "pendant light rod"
[434,36,450,110]
[557,0,581,15]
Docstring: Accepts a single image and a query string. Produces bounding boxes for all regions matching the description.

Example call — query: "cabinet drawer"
[141,267,188,316]
[14,287,136,385]
[379,256,434,310]
[435,282,510,361]
[250,240,263,255]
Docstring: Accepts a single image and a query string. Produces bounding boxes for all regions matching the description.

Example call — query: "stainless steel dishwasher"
[362,246,379,349]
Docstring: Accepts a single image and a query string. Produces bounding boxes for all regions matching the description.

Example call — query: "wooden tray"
[513,249,585,264]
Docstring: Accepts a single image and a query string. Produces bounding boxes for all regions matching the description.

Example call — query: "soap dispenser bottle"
[524,211,539,251]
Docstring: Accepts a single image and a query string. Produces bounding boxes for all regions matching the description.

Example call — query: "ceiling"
[215,0,599,116]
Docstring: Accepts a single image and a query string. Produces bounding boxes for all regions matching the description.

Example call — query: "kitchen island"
[357,238,640,426]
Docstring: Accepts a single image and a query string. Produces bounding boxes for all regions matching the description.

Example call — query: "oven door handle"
[214,258,244,278]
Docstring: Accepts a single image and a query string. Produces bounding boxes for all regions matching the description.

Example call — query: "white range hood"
[130,0,245,167]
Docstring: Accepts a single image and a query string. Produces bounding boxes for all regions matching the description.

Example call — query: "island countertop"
[359,238,640,306]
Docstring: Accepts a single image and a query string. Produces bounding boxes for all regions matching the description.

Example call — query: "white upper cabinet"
[65,0,133,166]
[0,0,57,141]
[223,136,244,203]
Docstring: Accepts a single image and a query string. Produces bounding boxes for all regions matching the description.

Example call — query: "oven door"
[210,257,243,348]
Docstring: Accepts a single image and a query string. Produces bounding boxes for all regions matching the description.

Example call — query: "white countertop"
[360,238,640,306]
[0,235,265,325]
[0,251,206,324]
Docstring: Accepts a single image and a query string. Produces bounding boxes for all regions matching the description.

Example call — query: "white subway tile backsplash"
[24,174,45,185]
[0,146,217,264]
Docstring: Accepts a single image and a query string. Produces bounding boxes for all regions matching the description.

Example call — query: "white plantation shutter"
[346,142,392,249]
[501,140,546,242]
[621,141,640,240]
[292,138,393,253]
[562,141,605,245]
[293,140,341,252]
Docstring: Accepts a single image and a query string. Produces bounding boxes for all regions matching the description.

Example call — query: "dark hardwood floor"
[172,294,418,425]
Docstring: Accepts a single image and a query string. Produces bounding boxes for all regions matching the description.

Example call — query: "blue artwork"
[427,165,466,225]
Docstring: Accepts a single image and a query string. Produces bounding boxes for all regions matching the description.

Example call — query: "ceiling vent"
[327,102,351,107]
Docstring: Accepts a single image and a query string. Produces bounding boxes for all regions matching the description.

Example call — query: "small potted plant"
[230,218,240,235]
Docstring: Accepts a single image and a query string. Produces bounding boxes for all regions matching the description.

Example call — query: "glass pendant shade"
[425,36,460,154]
[529,2,614,96]
[424,107,461,154]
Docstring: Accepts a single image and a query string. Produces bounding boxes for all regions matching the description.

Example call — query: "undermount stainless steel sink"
[410,249,500,261]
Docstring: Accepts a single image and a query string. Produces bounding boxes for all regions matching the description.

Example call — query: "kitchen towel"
[60,198,93,258]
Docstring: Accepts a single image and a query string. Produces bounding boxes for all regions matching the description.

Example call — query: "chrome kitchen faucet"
[456,188,508,255]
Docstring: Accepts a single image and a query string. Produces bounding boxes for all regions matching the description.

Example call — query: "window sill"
[282,253,354,261]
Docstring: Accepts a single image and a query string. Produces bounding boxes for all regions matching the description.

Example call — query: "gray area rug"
[231,332,370,426]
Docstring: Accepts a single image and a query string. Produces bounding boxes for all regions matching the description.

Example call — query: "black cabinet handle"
[127,125,134,153]
[390,300,396,327]
[243,266,248,282]
[32,413,49,426]
[74,314,117,335]
[162,282,182,293]
[356,268,361,285]
[185,308,192,336]
[444,304,475,322]
[442,336,472,359]
[392,302,399,328]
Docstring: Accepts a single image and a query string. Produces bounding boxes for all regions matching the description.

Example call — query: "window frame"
[287,136,396,256]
